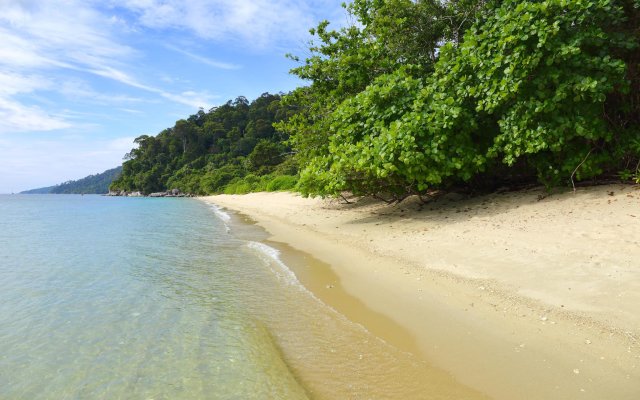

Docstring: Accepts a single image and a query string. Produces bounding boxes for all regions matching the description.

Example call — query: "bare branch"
[571,148,594,192]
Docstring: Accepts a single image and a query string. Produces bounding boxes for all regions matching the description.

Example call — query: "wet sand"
[201,185,640,399]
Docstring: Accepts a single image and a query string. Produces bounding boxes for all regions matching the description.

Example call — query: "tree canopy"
[111,93,298,195]
[279,0,640,199]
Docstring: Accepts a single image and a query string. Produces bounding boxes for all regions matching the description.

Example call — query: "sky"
[0,0,347,193]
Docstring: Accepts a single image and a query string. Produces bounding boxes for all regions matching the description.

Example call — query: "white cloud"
[0,70,51,96]
[1,2,133,63]
[165,45,241,70]
[88,66,218,108]
[59,80,147,105]
[0,3,133,77]
[0,1,132,133]
[110,0,346,48]
[0,0,346,133]
[0,70,70,133]
[88,66,150,91]
[0,97,71,133]
[0,0,223,126]
[103,136,138,154]
[160,90,218,109]
[0,27,71,69]
[119,108,143,114]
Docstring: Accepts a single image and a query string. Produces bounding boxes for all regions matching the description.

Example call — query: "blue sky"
[0,0,346,193]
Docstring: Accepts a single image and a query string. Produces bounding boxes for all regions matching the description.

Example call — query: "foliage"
[461,0,638,185]
[111,0,639,199]
[22,167,122,194]
[282,0,640,197]
[265,175,298,191]
[111,93,297,195]
[278,1,482,192]
[221,174,298,194]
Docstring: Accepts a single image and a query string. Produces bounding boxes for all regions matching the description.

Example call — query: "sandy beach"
[202,184,640,399]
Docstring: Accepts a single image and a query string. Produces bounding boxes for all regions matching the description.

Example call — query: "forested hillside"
[110,93,297,195]
[20,185,55,194]
[114,0,639,198]
[22,167,122,194]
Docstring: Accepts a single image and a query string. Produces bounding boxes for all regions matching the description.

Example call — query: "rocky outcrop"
[149,189,188,197]
[106,189,192,197]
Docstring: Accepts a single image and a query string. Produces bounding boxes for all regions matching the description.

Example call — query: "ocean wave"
[247,241,301,287]
[246,241,374,338]
[209,204,231,232]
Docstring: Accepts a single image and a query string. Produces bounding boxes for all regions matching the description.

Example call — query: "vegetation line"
[111,0,639,198]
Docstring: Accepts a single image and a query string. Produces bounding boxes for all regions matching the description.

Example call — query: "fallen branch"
[372,194,395,204]
[571,148,594,192]
[339,194,353,204]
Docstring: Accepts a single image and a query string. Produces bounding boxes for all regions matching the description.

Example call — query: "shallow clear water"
[0,195,308,399]
[0,195,485,399]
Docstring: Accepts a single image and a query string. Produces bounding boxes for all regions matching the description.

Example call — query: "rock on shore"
[106,188,191,197]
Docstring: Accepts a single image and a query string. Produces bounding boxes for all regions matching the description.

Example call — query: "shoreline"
[201,185,640,399]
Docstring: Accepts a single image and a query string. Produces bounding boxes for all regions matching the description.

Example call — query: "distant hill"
[22,166,122,194]
[21,185,56,194]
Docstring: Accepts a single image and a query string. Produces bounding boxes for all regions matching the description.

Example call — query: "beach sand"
[201,184,640,399]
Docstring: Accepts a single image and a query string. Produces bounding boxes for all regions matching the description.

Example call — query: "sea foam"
[209,204,231,232]
[247,241,303,288]
[246,240,372,337]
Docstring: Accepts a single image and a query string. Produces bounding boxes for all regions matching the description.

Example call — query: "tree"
[280,0,639,198]
[111,92,295,194]
[249,140,284,172]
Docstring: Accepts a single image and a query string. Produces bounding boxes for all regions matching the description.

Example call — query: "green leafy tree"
[282,0,639,198]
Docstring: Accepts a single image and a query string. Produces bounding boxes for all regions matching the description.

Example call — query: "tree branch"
[571,148,594,192]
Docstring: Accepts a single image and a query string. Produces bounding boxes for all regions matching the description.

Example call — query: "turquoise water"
[0,194,483,400]
[0,195,309,399]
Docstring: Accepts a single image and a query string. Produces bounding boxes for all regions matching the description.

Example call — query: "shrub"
[266,175,298,191]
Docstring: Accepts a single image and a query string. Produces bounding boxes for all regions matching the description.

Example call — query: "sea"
[0,194,483,399]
